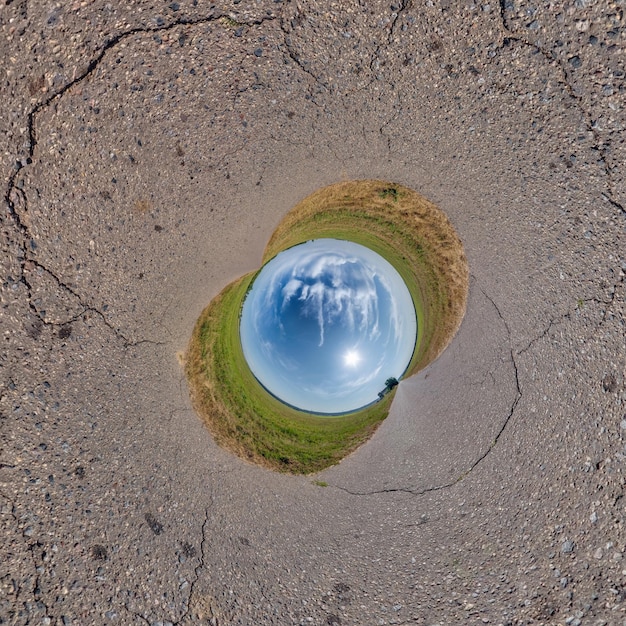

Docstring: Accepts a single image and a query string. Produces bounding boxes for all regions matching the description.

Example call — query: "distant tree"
[384,377,399,391]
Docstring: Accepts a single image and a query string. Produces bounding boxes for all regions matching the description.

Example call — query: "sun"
[343,349,361,368]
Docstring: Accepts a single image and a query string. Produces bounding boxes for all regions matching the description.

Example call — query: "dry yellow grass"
[264,180,468,375]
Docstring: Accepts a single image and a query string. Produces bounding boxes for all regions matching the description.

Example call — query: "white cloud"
[275,250,383,348]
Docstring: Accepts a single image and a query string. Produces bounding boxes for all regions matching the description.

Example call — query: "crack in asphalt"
[327,278,522,497]
[175,507,210,625]
[6,9,278,205]
[123,506,211,625]
[389,0,413,40]
[125,607,151,625]
[3,9,277,353]
[22,260,164,348]
[601,282,621,324]
[0,491,57,626]
[27,538,53,625]
[328,268,623,499]
[517,287,622,357]
[497,0,625,217]
[369,0,412,76]
[278,16,326,89]
[379,91,404,157]
[517,308,575,359]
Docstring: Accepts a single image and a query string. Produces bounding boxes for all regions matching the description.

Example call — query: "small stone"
[144,512,164,535]
[603,373,617,392]
[620,420,626,430]
[590,511,598,523]
[562,540,575,554]
[91,545,108,560]
[568,56,582,68]
[594,547,603,559]
[254,48,263,57]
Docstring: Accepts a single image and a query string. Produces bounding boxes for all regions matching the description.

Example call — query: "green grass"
[186,180,468,474]
[187,275,394,473]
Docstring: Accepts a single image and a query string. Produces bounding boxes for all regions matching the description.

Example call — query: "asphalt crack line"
[600,280,623,324]
[389,0,413,40]
[3,9,279,351]
[497,0,625,217]
[124,607,151,625]
[379,91,404,157]
[370,0,412,75]
[517,309,575,358]
[0,490,26,611]
[6,9,279,225]
[21,261,164,348]
[327,279,522,497]
[278,14,327,90]
[517,280,623,356]
[174,507,210,625]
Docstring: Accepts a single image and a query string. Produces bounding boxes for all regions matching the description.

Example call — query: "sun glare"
[344,349,361,367]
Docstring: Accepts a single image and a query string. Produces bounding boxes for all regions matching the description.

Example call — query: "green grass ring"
[186,180,468,474]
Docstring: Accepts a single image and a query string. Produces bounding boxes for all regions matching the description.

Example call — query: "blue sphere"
[240,239,417,414]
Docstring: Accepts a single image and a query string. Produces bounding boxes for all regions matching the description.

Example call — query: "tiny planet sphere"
[239,239,417,414]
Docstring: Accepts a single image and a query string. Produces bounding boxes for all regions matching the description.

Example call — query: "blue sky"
[240,239,417,414]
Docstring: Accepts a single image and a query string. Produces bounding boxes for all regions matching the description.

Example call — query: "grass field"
[186,180,468,474]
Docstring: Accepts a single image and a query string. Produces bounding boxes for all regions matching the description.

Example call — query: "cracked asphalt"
[1,1,624,625]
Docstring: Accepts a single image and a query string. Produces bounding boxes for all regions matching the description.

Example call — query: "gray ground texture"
[1,0,625,625]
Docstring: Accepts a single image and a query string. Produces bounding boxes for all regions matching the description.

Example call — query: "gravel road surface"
[1,1,625,625]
